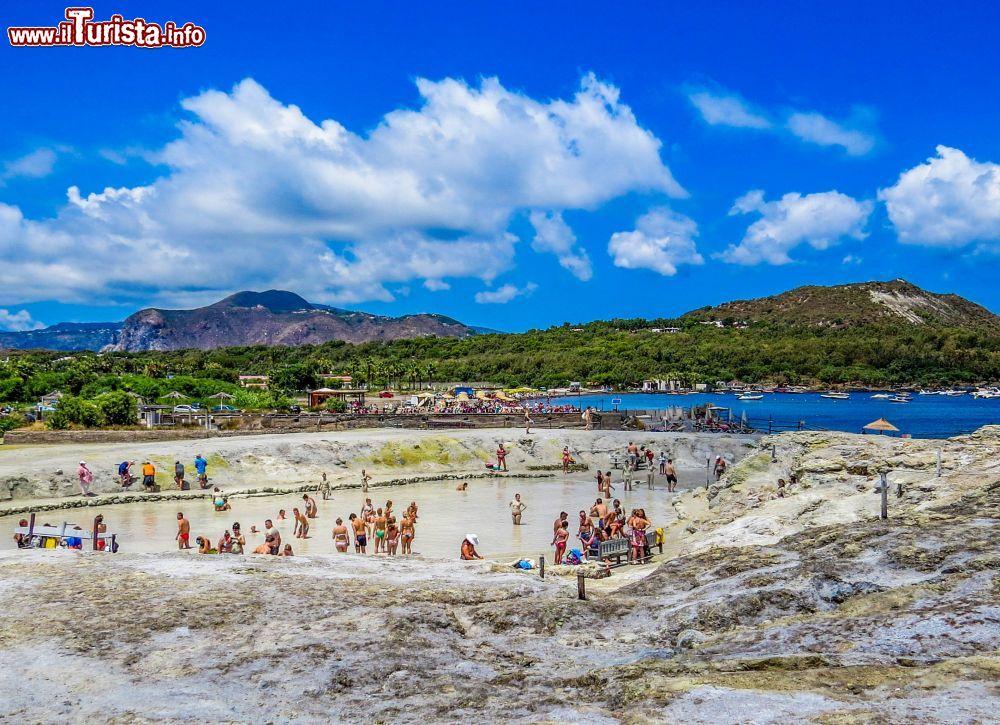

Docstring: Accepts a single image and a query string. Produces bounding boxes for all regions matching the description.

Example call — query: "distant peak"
[215,290,314,313]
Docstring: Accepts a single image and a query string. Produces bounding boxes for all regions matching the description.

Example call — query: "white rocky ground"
[0,427,997,723]
[0,427,754,502]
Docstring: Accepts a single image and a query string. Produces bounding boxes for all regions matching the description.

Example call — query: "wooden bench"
[597,537,630,564]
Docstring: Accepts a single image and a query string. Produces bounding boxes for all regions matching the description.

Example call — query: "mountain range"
[0,290,482,352]
[1,280,996,352]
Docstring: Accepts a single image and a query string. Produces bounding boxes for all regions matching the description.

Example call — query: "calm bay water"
[547,392,1000,439]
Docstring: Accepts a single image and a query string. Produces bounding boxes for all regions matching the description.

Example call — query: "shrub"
[97,390,138,426]
[46,396,105,430]
[0,413,25,434]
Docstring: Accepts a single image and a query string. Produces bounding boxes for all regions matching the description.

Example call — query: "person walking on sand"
[583,406,593,431]
[360,469,372,492]
[332,517,350,553]
[524,410,534,434]
[174,460,185,490]
[496,443,508,472]
[77,461,94,497]
[350,513,367,553]
[664,458,678,493]
[176,512,191,550]
[509,493,526,525]
[658,450,667,476]
[194,454,208,489]
[293,508,309,539]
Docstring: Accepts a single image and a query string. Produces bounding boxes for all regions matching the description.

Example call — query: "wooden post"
[771,443,777,462]
[538,555,545,579]
[706,456,711,488]
[577,572,587,600]
[880,472,888,520]
[27,512,35,540]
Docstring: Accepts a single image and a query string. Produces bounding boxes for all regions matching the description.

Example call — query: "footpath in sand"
[1,427,998,722]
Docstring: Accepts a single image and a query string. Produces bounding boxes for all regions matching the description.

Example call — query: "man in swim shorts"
[350,513,367,553]
[264,518,281,550]
[292,507,309,539]
[664,458,678,492]
[373,508,387,554]
[176,512,191,550]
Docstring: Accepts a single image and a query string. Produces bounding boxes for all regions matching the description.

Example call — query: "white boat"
[971,388,1000,399]
[941,390,966,396]
[889,395,911,403]
[870,393,891,399]
[738,394,763,401]
[820,392,850,400]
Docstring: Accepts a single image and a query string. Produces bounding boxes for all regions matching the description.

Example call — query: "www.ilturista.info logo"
[8,7,206,48]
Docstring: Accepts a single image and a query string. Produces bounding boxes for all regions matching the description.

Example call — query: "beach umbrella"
[164,391,186,399]
[209,392,236,401]
[863,418,899,435]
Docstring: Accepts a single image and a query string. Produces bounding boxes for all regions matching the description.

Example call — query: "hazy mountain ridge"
[0,290,480,352]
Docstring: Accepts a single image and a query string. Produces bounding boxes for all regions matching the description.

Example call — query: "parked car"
[173,405,197,413]
[211,405,241,413]
[378,391,394,398]
[288,405,302,414]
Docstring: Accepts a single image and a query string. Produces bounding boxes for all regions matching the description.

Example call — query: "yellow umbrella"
[863,418,899,434]
[456,392,470,401]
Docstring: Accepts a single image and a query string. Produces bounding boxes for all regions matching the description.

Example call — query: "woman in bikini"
[629,509,650,564]
[552,521,569,564]
[400,514,415,554]
[332,517,350,553]
[386,518,400,555]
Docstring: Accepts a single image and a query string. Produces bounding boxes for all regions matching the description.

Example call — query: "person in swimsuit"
[406,501,418,522]
[658,451,668,475]
[496,443,508,472]
[281,544,294,557]
[524,411,533,434]
[253,536,274,555]
[277,509,287,520]
[373,508,387,554]
[596,469,604,493]
[292,508,309,539]
[349,513,367,553]
[213,488,230,512]
[714,456,727,481]
[562,447,572,474]
[601,474,614,500]
[578,517,598,554]
[509,493,526,525]
[629,509,650,563]
[302,494,318,518]
[623,466,633,491]
[217,530,233,554]
[263,519,281,550]
[332,517,350,553]
[400,514,415,554]
[176,512,191,550]
[456,482,468,491]
[664,458,678,492]
[360,469,372,492]
[318,472,331,500]
[552,521,569,564]
[386,518,400,555]
[196,536,216,554]
[384,500,394,521]
[231,523,245,554]
[552,511,568,537]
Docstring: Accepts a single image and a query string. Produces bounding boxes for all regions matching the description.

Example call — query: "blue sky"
[1,1,999,333]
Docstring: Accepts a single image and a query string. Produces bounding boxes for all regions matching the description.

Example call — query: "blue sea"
[545,392,1000,439]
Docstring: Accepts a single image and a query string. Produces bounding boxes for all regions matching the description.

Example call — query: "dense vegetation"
[2,319,998,414]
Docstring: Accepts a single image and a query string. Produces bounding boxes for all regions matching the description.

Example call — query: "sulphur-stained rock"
[675,628,708,649]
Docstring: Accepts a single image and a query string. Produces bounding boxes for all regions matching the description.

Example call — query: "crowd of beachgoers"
[12,438,725,567]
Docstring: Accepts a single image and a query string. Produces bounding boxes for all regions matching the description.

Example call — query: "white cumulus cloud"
[878,145,1000,249]
[0,308,43,332]
[474,282,538,304]
[528,211,592,281]
[0,74,681,307]
[608,208,704,276]
[720,190,873,265]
